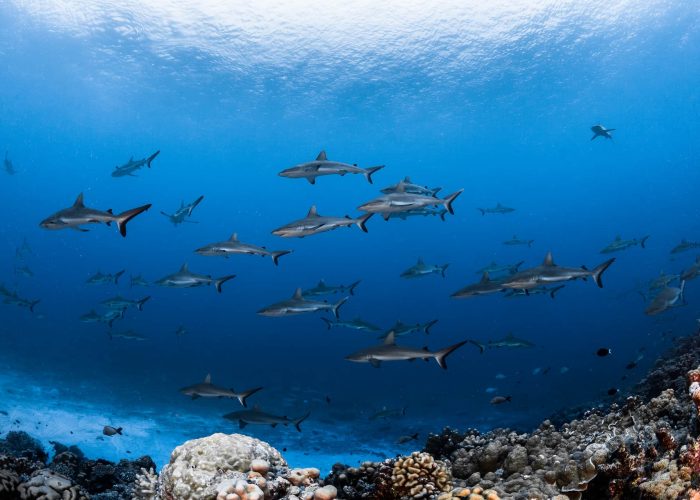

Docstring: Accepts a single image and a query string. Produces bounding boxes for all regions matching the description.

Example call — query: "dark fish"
[396,433,419,444]
[625,362,638,370]
[596,348,612,357]
[490,396,512,405]
[103,426,123,436]
[607,388,619,396]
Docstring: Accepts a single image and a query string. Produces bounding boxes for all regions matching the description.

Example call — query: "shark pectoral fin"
[306,177,316,185]
[369,359,381,368]
[239,420,247,429]
[270,423,278,428]
[72,227,90,232]
[382,212,390,221]
[407,358,417,362]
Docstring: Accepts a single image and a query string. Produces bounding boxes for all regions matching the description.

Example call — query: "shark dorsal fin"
[404,176,412,183]
[417,257,424,265]
[180,263,189,272]
[204,374,211,384]
[229,233,238,241]
[615,235,621,241]
[384,331,396,345]
[395,182,406,193]
[316,151,327,161]
[480,272,490,283]
[180,200,184,208]
[307,205,319,217]
[317,279,325,287]
[129,156,133,162]
[293,288,303,299]
[497,203,502,207]
[543,252,555,267]
[73,193,85,207]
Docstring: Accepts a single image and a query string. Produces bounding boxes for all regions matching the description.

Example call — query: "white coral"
[133,467,159,500]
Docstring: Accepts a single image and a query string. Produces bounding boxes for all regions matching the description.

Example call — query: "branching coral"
[133,467,159,500]
[392,451,452,498]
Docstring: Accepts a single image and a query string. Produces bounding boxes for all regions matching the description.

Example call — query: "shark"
[272,206,372,238]
[499,252,615,291]
[591,124,615,140]
[387,207,448,221]
[109,330,147,341]
[478,203,515,216]
[80,308,125,328]
[645,281,685,316]
[179,374,262,407]
[279,150,384,185]
[86,270,125,285]
[320,317,382,332]
[223,407,310,432]
[369,407,407,420]
[111,150,160,177]
[14,266,34,278]
[3,293,40,313]
[681,257,700,282]
[503,285,565,299]
[380,319,438,338]
[15,238,32,259]
[451,273,506,299]
[130,274,150,287]
[345,331,467,369]
[358,182,463,220]
[195,233,292,266]
[400,258,448,279]
[302,279,361,297]
[101,296,150,311]
[257,288,347,318]
[3,151,15,175]
[671,240,700,254]
[40,193,151,237]
[502,235,534,247]
[600,235,649,254]
[485,333,535,350]
[154,263,235,293]
[476,261,524,276]
[161,195,204,225]
[381,177,441,196]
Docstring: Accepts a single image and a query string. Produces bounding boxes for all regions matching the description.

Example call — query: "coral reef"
[17,469,88,499]
[391,451,451,498]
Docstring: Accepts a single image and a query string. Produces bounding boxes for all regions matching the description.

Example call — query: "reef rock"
[158,433,287,499]
[17,469,88,499]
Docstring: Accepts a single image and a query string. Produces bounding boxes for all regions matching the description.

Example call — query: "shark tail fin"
[116,427,123,435]
[348,280,361,296]
[332,297,348,319]
[592,258,615,288]
[467,340,485,354]
[146,150,160,168]
[478,208,485,216]
[356,213,373,233]
[435,340,468,370]
[293,411,311,432]
[271,250,292,266]
[441,264,449,277]
[364,165,384,184]
[424,319,438,334]
[114,270,125,284]
[136,296,151,311]
[29,300,40,313]
[215,275,236,293]
[116,204,152,237]
[640,235,650,249]
[189,195,204,214]
[443,189,464,215]
[549,285,565,299]
[439,209,447,222]
[321,317,333,330]
[236,386,263,408]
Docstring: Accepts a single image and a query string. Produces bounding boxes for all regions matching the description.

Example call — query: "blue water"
[1,0,699,472]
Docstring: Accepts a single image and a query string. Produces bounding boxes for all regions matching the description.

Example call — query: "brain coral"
[158,433,286,500]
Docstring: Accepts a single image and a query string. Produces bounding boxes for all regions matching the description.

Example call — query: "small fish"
[130,274,150,287]
[101,295,150,311]
[112,150,160,177]
[591,124,615,140]
[485,387,498,394]
[478,203,515,216]
[103,426,123,436]
[400,258,448,279]
[495,373,507,380]
[625,361,637,370]
[502,235,534,247]
[396,433,419,445]
[490,396,512,405]
[3,151,16,175]
[596,348,612,357]
[607,388,619,396]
